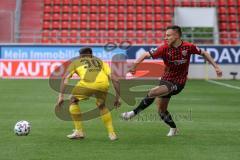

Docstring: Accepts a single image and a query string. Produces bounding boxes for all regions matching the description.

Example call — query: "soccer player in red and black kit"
[121,25,222,136]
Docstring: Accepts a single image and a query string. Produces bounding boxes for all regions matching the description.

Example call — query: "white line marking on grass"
[207,80,240,90]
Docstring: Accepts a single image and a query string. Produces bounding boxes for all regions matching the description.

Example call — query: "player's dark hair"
[166,25,182,37]
[79,47,93,55]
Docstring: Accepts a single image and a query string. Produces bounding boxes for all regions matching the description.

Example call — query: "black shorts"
[159,80,185,98]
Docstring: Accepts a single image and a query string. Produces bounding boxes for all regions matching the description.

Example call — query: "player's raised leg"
[67,97,85,139]
[156,97,178,136]
[122,85,170,120]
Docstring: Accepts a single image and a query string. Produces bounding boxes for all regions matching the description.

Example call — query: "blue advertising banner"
[0,45,239,64]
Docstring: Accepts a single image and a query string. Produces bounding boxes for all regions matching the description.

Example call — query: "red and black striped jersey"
[149,41,202,85]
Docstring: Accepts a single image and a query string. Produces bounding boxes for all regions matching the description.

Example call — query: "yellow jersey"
[68,56,111,90]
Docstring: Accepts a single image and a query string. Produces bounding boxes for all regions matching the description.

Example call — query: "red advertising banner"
[0,60,165,79]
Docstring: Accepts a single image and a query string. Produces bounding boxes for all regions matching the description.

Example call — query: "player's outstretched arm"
[129,52,151,74]
[202,51,223,77]
[110,73,121,108]
[56,71,72,107]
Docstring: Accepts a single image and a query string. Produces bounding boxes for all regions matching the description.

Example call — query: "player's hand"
[215,65,223,77]
[56,96,64,109]
[114,97,121,108]
[128,64,137,74]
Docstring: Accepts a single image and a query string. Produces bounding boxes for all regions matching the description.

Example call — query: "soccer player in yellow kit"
[56,47,120,141]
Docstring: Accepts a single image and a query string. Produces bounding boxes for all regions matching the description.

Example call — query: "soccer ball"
[14,120,31,136]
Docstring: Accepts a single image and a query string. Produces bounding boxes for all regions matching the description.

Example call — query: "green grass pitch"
[0,79,240,160]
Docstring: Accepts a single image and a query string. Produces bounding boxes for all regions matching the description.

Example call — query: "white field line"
[207,80,240,90]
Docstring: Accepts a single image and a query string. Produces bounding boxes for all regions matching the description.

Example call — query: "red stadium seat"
[229,23,237,31]
[118,6,125,13]
[117,30,125,37]
[218,0,228,6]
[127,6,135,13]
[43,21,51,29]
[127,30,135,37]
[90,6,97,13]
[43,13,51,21]
[62,13,69,21]
[71,13,79,21]
[164,14,172,22]
[70,30,78,37]
[53,6,61,13]
[61,38,70,43]
[44,6,51,13]
[127,21,135,29]
[90,13,98,21]
[136,6,144,13]
[81,0,89,5]
[155,31,163,37]
[42,30,50,37]
[90,0,98,5]
[61,21,69,29]
[62,6,70,13]
[80,30,88,37]
[117,21,125,29]
[219,22,228,31]
[228,7,237,14]
[154,0,164,5]
[146,0,153,5]
[219,7,227,14]
[146,6,153,13]
[118,14,125,21]
[219,15,227,22]
[136,21,144,30]
[108,30,115,37]
[229,15,237,22]
[72,0,79,5]
[80,21,88,29]
[71,21,79,29]
[136,0,144,5]
[80,5,88,13]
[109,6,116,13]
[127,0,135,5]
[146,14,153,21]
[220,32,229,38]
[99,22,106,29]
[108,21,115,29]
[89,30,97,37]
[52,21,61,29]
[108,14,115,21]
[127,14,134,21]
[155,22,164,30]
[136,14,144,21]
[51,30,58,37]
[70,37,77,43]
[52,13,61,21]
[80,13,88,21]
[164,7,172,14]
[155,6,164,13]
[99,13,106,21]
[72,6,79,13]
[41,38,50,43]
[109,0,117,5]
[164,0,174,6]
[99,6,107,13]
[155,14,163,21]
[89,21,97,29]
[53,0,61,5]
[229,31,238,38]
[44,0,51,5]
[61,30,69,37]
[146,22,153,30]
[118,0,125,5]
[136,31,145,37]
[146,31,154,37]
[63,0,71,5]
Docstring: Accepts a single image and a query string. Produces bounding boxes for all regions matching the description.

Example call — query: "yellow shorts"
[71,82,109,105]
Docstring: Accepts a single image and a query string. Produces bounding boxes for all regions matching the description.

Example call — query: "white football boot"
[167,128,179,137]
[67,130,85,139]
[121,111,135,120]
[108,132,118,141]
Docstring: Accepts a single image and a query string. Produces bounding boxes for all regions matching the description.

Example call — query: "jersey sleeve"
[148,46,164,59]
[102,62,111,76]
[190,44,202,55]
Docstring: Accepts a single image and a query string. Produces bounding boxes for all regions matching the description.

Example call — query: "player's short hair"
[79,47,93,55]
[166,25,182,37]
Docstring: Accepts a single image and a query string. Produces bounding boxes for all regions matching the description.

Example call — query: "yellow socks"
[100,107,114,134]
[69,104,83,132]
